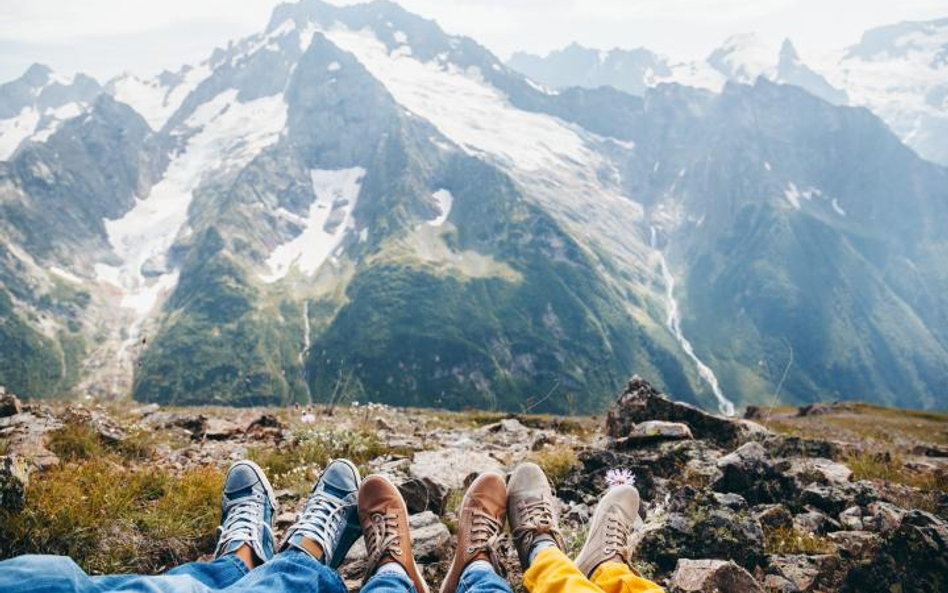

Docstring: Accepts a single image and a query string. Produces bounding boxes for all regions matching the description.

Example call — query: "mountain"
[0,0,946,414]
[0,64,103,160]
[507,20,947,165]
[819,18,948,166]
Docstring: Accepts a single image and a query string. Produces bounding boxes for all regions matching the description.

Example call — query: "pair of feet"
[213,459,641,593]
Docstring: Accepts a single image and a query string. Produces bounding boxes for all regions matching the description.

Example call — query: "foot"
[280,459,362,568]
[507,462,565,569]
[440,472,507,593]
[574,485,640,576]
[214,460,278,565]
[359,474,430,593]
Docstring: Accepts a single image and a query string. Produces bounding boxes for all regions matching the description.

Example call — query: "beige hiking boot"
[506,462,566,569]
[359,475,431,593]
[574,484,640,576]
[439,472,507,593]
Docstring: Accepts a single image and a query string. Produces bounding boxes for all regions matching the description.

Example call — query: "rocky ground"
[1,379,946,593]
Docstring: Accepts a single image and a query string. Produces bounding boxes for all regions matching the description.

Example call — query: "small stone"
[275,511,297,530]
[827,530,880,560]
[793,509,840,535]
[838,506,864,531]
[754,504,794,530]
[671,559,763,593]
[865,501,905,533]
[767,554,842,592]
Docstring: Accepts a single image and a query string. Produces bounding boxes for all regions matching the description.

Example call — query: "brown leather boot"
[359,475,430,593]
[439,472,507,593]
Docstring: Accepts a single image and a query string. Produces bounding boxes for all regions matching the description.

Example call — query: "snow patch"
[327,61,341,72]
[261,167,365,282]
[783,182,820,210]
[427,189,454,226]
[97,89,287,315]
[832,198,846,216]
[0,107,40,160]
[393,30,408,44]
[110,63,212,131]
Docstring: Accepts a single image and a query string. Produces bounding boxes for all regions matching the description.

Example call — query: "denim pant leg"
[0,553,248,593]
[456,566,515,593]
[362,569,418,593]
[219,549,348,593]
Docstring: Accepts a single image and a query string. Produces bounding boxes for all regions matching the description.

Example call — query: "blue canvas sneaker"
[214,460,278,563]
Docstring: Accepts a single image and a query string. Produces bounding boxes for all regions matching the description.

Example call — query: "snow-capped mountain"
[508,19,946,165]
[0,64,102,160]
[1,1,947,413]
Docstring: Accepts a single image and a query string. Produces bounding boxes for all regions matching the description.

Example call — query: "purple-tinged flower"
[605,468,636,488]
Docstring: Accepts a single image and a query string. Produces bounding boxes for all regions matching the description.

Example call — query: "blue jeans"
[363,564,513,593]
[0,551,514,593]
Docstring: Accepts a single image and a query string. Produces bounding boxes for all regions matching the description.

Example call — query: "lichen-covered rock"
[670,559,763,593]
[397,476,448,515]
[713,442,797,505]
[842,510,948,593]
[786,457,852,485]
[633,487,765,572]
[0,455,30,512]
[766,554,843,592]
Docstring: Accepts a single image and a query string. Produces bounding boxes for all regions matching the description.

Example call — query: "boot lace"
[512,498,565,556]
[603,508,632,563]
[364,511,403,580]
[467,510,507,575]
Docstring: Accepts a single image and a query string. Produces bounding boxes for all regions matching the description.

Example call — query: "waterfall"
[651,226,736,416]
[300,300,313,401]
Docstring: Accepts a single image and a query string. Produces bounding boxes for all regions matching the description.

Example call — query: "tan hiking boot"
[440,472,507,593]
[506,462,566,569]
[359,475,431,593]
[574,485,640,576]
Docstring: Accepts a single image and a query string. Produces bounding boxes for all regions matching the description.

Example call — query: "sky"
[1,0,945,82]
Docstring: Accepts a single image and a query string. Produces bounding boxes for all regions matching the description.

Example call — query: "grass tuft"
[47,423,105,460]
[765,525,833,555]
[0,459,224,574]
[528,444,580,487]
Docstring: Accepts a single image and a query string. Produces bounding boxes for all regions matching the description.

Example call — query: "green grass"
[764,525,833,555]
[528,444,580,487]
[248,427,405,493]
[47,423,105,460]
[0,459,223,574]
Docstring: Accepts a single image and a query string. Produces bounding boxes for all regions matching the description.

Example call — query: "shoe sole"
[367,474,431,593]
[228,459,279,511]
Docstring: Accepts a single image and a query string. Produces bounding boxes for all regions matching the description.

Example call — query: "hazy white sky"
[1,0,945,82]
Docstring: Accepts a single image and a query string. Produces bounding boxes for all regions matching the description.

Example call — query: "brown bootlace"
[603,508,632,563]
[512,498,565,555]
[364,511,403,581]
[467,510,507,575]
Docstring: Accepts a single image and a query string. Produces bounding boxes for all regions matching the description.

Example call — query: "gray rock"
[767,554,842,592]
[0,390,22,418]
[713,442,797,505]
[615,421,694,448]
[793,508,840,535]
[826,530,880,560]
[671,559,763,593]
[409,448,502,490]
[753,504,793,530]
[397,476,449,515]
[839,506,864,531]
[865,501,906,533]
[0,455,30,512]
[605,376,747,448]
[787,457,852,485]
[842,511,948,593]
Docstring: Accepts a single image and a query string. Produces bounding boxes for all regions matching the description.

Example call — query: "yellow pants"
[523,548,664,593]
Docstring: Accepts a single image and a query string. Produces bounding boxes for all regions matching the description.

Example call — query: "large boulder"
[409,448,503,490]
[605,377,753,448]
[670,559,763,593]
[614,421,694,448]
[842,510,948,593]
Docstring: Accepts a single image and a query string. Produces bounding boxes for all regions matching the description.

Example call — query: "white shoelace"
[217,492,264,553]
[288,491,348,561]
